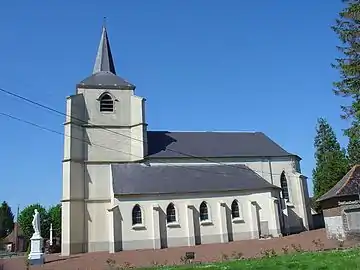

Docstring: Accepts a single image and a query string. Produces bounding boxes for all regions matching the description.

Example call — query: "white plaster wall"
[73,88,146,162]
[149,156,310,232]
[86,201,111,252]
[85,164,111,199]
[62,95,87,255]
[115,189,280,250]
[324,216,345,239]
[77,88,140,126]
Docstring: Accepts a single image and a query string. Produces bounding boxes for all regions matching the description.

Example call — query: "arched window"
[199,201,209,221]
[280,171,290,201]
[99,93,114,112]
[132,204,142,225]
[231,200,240,219]
[166,203,176,223]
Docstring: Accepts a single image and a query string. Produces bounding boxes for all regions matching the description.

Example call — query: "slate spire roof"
[93,24,116,74]
[77,23,135,90]
[317,165,360,202]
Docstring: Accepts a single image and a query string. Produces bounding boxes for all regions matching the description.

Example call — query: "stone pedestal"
[28,233,44,265]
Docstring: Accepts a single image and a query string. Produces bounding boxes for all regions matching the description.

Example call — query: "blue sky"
[0,1,348,213]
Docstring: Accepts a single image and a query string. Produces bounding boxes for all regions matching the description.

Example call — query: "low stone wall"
[323,200,360,240]
[324,216,345,239]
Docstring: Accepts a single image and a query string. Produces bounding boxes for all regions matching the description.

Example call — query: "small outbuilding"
[317,164,360,240]
[1,223,27,252]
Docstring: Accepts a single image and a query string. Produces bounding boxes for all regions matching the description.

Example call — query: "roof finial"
[103,17,107,29]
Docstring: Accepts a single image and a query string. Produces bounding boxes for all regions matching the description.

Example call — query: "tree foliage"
[312,118,349,203]
[0,201,14,239]
[333,1,360,125]
[17,204,49,240]
[348,133,360,167]
[48,204,61,238]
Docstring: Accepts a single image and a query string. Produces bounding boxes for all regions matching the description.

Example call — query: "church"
[61,24,313,255]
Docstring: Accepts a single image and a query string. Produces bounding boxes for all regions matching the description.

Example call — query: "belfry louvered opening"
[100,93,114,112]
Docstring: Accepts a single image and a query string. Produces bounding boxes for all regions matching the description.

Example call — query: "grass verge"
[138,248,360,270]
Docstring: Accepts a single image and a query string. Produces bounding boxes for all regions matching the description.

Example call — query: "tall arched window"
[99,93,114,112]
[280,171,290,201]
[132,204,142,225]
[231,200,240,219]
[166,203,176,223]
[199,201,209,221]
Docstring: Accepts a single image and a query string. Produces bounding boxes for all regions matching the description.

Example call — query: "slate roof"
[111,163,279,195]
[146,131,295,158]
[79,71,135,90]
[317,165,360,202]
[92,25,116,75]
[77,25,135,90]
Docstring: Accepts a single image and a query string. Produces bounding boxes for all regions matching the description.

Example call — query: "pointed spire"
[93,18,116,75]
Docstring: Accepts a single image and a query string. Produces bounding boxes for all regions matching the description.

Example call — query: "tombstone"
[27,209,44,265]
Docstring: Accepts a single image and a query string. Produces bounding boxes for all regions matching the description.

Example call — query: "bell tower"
[61,23,147,255]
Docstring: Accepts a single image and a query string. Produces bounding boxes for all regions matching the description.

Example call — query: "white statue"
[32,209,41,236]
[28,208,44,265]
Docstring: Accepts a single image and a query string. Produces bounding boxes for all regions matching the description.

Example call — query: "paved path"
[0,229,355,270]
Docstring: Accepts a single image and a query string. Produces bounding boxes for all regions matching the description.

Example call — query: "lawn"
[140,248,360,270]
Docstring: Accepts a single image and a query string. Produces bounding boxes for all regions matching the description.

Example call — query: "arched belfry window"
[166,203,176,223]
[199,201,209,221]
[99,93,114,112]
[280,171,290,201]
[231,200,240,219]
[132,204,142,225]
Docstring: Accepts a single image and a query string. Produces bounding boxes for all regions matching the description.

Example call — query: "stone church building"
[61,25,313,255]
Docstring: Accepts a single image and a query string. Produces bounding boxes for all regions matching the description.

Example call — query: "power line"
[0,111,254,177]
[0,86,309,179]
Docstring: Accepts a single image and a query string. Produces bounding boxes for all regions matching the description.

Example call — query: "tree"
[48,204,61,238]
[348,137,360,167]
[332,1,360,125]
[312,118,349,204]
[0,201,14,238]
[332,0,360,161]
[17,204,49,240]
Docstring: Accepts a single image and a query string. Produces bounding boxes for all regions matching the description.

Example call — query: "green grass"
[139,248,360,270]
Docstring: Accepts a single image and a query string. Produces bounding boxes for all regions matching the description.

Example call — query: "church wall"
[62,161,84,199]
[61,201,85,255]
[86,201,111,252]
[85,128,133,161]
[75,88,146,162]
[85,164,111,199]
[149,156,311,234]
[62,95,87,255]
[63,94,86,161]
[77,88,135,126]
[114,189,281,251]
